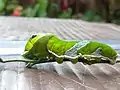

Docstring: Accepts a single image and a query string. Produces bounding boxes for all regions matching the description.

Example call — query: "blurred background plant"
[0,0,120,25]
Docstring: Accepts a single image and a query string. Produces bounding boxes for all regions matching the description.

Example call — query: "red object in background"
[12,6,23,16]
[12,11,21,16]
[60,0,69,11]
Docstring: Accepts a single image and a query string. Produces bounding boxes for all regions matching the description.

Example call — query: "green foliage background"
[0,0,120,25]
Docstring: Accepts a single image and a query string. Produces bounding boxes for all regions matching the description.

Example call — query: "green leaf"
[47,3,60,18]
[6,4,18,11]
[30,4,40,17]
[36,0,48,17]
[0,0,5,12]
[21,7,33,17]
[93,15,102,22]
[58,8,72,18]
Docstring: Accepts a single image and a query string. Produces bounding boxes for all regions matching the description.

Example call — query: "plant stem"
[0,58,35,63]
[0,57,112,65]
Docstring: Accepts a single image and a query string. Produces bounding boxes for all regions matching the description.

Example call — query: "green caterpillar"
[21,33,118,67]
[0,33,118,68]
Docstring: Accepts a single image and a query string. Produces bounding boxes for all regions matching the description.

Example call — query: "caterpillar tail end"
[0,58,4,63]
[116,54,120,64]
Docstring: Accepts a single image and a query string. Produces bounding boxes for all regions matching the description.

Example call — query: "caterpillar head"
[22,33,55,59]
